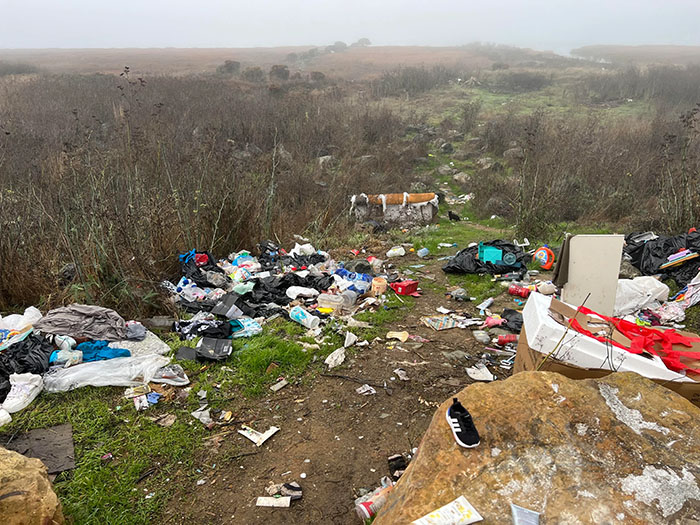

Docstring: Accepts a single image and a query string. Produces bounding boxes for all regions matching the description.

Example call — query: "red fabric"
[194,253,209,267]
[566,305,700,375]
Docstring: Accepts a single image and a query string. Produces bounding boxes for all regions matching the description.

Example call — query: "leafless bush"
[460,100,482,134]
[490,70,552,93]
[370,66,460,98]
[0,61,38,76]
[470,107,700,237]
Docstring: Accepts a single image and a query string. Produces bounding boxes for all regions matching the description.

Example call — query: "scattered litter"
[390,280,421,297]
[387,331,409,342]
[149,413,177,427]
[300,472,307,479]
[511,503,540,525]
[356,384,377,396]
[270,378,289,392]
[238,425,279,446]
[324,347,346,369]
[421,316,458,331]
[256,496,291,508]
[133,395,150,411]
[466,362,495,382]
[476,297,494,313]
[411,495,483,524]
[344,332,358,347]
[191,406,213,426]
[472,330,491,344]
[386,246,406,258]
[436,306,452,314]
[393,368,410,381]
[196,478,207,486]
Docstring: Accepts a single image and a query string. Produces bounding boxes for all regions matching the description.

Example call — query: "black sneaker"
[446,397,480,448]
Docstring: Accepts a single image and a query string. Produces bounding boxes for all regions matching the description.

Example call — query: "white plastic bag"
[43,354,170,392]
[286,286,320,300]
[324,347,346,369]
[614,277,669,316]
[0,306,42,331]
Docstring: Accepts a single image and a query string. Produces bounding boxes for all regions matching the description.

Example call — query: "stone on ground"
[375,371,700,524]
[0,446,65,524]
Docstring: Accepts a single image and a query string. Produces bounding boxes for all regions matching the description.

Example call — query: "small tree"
[310,71,326,83]
[270,65,290,81]
[285,52,298,63]
[242,66,265,83]
[216,60,240,76]
[353,38,371,47]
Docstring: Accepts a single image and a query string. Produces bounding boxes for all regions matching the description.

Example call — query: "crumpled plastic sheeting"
[0,307,43,331]
[43,354,170,392]
[614,277,670,317]
[324,347,346,369]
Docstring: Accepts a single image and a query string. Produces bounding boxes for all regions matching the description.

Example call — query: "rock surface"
[375,371,700,524]
[0,446,65,524]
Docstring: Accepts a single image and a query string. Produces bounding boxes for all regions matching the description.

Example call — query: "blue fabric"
[76,340,130,362]
[178,249,195,264]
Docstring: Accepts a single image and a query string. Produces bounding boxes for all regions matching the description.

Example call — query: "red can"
[498,334,518,345]
[508,284,531,298]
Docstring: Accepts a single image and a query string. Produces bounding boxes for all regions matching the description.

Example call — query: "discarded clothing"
[76,340,130,362]
[443,240,527,275]
[125,321,147,341]
[175,320,232,341]
[0,334,54,403]
[34,304,127,342]
[231,317,262,338]
[501,309,523,333]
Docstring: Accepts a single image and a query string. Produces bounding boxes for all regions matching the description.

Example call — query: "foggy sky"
[2,0,700,54]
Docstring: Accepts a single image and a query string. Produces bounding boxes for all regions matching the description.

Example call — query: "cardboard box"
[514,327,700,408]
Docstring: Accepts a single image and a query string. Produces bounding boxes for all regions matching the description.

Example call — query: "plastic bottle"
[335,269,372,294]
[386,246,406,258]
[289,306,321,329]
[317,294,345,311]
[508,284,531,298]
[340,290,359,308]
[533,245,555,270]
[417,247,430,258]
[355,486,393,520]
[498,334,518,345]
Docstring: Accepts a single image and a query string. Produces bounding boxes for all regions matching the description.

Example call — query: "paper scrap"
[356,384,377,396]
[466,362,495,382]
[270,379,289,392]
[411,495,483,524]
[238,425,279,446]
[256,496,291,508]
[511,503,540,525]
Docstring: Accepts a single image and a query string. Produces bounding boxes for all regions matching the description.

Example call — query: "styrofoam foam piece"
[523,292,694,383]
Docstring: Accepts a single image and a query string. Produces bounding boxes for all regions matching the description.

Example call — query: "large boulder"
[375,372,700,524]
[0,447,64,524]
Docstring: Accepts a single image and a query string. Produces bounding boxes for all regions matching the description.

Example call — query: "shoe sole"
[446,407,479,448]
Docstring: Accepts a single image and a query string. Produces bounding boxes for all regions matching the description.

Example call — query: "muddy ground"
[161,249,540,525]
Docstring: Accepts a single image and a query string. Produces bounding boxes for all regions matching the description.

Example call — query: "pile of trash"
[159,239,424,369]
[0,304,178,427]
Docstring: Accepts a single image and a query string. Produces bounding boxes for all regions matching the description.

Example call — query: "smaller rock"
[440,142,454,154]
[476,156,493,170]
[504,146,525,161]
[452,172,470,185]
[437,165,455,176]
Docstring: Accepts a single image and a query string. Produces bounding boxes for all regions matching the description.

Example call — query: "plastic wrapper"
[43,354,170,393]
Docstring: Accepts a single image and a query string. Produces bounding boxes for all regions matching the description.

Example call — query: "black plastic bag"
[501,309,523,333]
[624,231,700,286]
[442,240,528,275]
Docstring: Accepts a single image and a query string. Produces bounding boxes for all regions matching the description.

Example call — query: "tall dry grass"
[0,71,419,315]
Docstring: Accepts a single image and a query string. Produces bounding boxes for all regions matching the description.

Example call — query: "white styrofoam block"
[523,292,693,383]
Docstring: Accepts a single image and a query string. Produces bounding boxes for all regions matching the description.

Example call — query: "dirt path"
[162,250,520,525]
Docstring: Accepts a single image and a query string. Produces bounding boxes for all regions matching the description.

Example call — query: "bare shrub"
[0,73,417,315]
